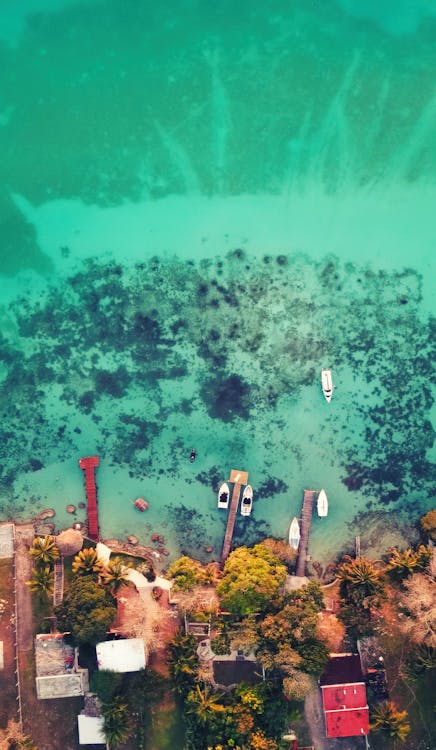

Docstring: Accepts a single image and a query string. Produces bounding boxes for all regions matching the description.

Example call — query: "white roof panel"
[96,638,146,673]
[77,715,105,745]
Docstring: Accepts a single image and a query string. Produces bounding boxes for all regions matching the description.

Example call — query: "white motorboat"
[217,482,230,509]
[321,369,333,402]
[289,517,301,550]
[240,485,253,516]
[317,489,328,517]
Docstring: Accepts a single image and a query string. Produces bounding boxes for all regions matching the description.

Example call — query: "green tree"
[258,581,328,677]
[102,698,132,747]
[370,701,410,742]
[25,565,54,599]
[54,577,116,645]
[28,536,59,567]
[167,556,203,591]
[420,509,436,542]
[72,547,104,576]
[100,557,131,594]
[217,545,287,615]
[186,684,226,725]
[90,669,123,705]
[167,630,198,695]
[386,546,432,581]
[338,557,382,598]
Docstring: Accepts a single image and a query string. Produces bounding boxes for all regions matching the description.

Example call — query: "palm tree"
[338,557,381,598]
[167,631,198,694]
[370,701,410,742]
[186,684,226,725]
[100,557,131,594]
[72,547,104,576]
[386,546,431,580]
[102,699,131,747]
[29,536,59,567]
[26,566,54,598]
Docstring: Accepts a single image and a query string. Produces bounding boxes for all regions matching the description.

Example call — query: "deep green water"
[0,0,435,568]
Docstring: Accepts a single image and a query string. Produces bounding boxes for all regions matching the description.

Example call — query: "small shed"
[96,638,146,673]
[77,715,105,746]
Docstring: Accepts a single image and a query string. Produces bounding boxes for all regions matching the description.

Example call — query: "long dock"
[79,455,100,541]
[296,489,316,576]
[220,469,249,566]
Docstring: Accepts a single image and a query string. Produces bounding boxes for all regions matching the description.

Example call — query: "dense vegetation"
[24,510,435,749]
[54,576,117,645]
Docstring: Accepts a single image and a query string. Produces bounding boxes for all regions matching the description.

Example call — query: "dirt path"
[14,524,82,750]
[0,554,19,734]
[14,524,34,654]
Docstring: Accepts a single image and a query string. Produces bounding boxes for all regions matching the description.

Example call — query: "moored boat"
[289,516,301,550]
[321,369,333,402]
[317,489,328,517]
[218,482,230,509]
[240,485,253,516]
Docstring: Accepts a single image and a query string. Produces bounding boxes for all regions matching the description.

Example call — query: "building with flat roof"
[35,634,89,699]
[319,653,369,739]
[96,638,146,673]
[77,715,105,745]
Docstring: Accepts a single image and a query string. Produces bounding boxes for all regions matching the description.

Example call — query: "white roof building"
[96,638,146,673]
[77,715,105,745]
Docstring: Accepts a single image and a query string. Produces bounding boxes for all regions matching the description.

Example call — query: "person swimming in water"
[190,449,197,463]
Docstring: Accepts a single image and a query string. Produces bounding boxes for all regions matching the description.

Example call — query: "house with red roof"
[319,653,369,739]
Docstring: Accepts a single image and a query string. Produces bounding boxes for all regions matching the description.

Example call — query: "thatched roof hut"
[56,529,83,557]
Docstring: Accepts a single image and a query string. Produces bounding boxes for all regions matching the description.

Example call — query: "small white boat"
[321,369,333,402]
[217,483,230,509]
[317,489,328,517]
[240,485,253,516]
[289,517,301,550]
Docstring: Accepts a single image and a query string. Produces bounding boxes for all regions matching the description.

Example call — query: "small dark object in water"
[190,449,197,463]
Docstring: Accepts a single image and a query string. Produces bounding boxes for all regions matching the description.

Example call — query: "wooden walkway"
[220,469,249,566]
[53,557,64,606]
[296,490,316,577]
[79,455,100,541]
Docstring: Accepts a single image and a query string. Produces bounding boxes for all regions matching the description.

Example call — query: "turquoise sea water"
[0,0,435,569]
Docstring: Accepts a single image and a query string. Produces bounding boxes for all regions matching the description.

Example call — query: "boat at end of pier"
[240,485,253,516]
[218,483,230,509]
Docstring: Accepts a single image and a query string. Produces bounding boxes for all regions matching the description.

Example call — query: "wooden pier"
[79,455,100,541]
[53,557,64,606]
[296,490,316,577]
[220,469,249,566]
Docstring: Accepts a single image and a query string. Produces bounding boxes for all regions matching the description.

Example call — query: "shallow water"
[0,0,435,567]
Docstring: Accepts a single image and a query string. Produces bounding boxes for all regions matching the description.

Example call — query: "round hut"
[55,528,84,557]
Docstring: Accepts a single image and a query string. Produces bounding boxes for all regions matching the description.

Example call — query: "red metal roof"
[322,683,367,711]
[320,654,369,738]
[324,707,369,738]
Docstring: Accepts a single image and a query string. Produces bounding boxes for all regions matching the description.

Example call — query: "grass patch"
[376,623,435,749]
